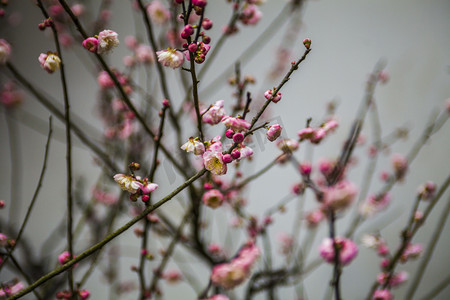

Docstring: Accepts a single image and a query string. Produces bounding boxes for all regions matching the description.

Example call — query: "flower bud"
[303,38,311,49]
[266,124,282,142]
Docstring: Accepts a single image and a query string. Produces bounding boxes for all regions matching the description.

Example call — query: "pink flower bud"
[231,149,241,160]
[188,42,197,52]
[202,18,213,30]
[0,200,4,208]
[225,129,234,139]
[303,38,311,49]
[162,99,170,107]
[82,37,98,53]
[192,0,207,8]
[266,124,282,142]
[203,182,213,190]
[264,89,282,103]
[233,132,244,143]
[222,154,233,164]
[299,162,312,176]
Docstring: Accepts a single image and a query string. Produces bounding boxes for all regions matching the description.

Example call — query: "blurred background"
[1,0,449,299]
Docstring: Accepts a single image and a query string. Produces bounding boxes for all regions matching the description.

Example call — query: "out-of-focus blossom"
[79,290,90,299]
[147,0,170,25]
[202,189,224,209]
[319,237,358,266]
[322,181,358,211]
[391,153,408,181]
[164,270,182,284]
[211,242,260,289]
[136,44,155,64]
[276,138,299,152]
[240,4,262,25]
[400,243,422,262]
[1,82,24,108]
[377,271,408,287]
[372,289,393,300]
[0,39,11,64]
[0,281,24,297]
[359,193,391,217]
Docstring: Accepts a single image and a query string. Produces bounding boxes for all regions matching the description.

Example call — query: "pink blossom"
[277,232,293,255]
[303,38,311,49]
[58,251,74,265]
[181,137,205,155]
[305,210,325,227]
[97,29,119,54]
[202,100,226,125]
[202,189,224,209]
[359,193,391,217]
[92,188,118,205]
[237,145,253,160]
[203,150,227,175]
[323,119,339,132]
[82,37,98,53]
[211,243,260,289]
[136,180,158,194]
[97,71,115,89]
[377,271,408,287]
[71,4,85,16]
[319,237,358,266]
[240,4,262,25]
[0,39,11,64]
[113,174,140,194]
[267,124,282,142]
[372,290,393,300]
[264,89,282,103]
[79,290,90,299]
[208,243,224,255]
[297,127,315,140]
[125,35,138,50]
[0,233,8,246]
[322,181,358,211]
[378,70,390,84]
[206,295,229,300]
[417,181,436,200]
[0,282,24,297]
[391,153,408,181]
[156,48,184,69]
[1,82,24,108]
[136,44,155,64]
[276,138,299,152]
[222,116,251,132]
[38,52,61,73]
[147,0,170,25]
[164,270,182,284]
[400,243,422,262]
[233,132,245,143]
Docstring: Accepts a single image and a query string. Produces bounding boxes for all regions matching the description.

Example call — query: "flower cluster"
[319,237,358,266]
[113,171,158,202]
[82,29,119,54]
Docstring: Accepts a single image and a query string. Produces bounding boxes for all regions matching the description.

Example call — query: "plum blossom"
[147,0,170,25]
[181,137,205,155]
[156,48,184,69]
[372,290,393,300]
[0,39,11,64]
[136,44,155,64]
[113,174,140,194]
[97,30,119,54]
[222,116,251,132]
[266,124,282,142]
[38,52,61,73]
[322,180,358,211]
[377,271,408,287]
[202,189,224,209]
[240,4,262,25]
[211,242,260,289]
[202,100,226,125]
[391,153,408,181]
[0,281,24,297]
[276,138,299,152]
[319,237,358,266]
[82,37,98,53]
[203,150,227,175]
[264,89,282,103]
